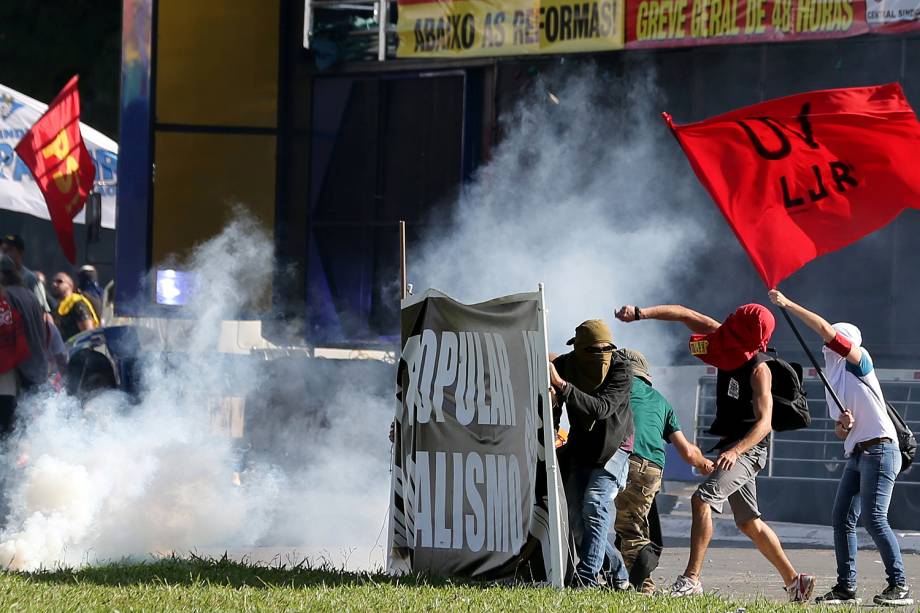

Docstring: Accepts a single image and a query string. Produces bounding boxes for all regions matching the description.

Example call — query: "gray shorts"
[695,444,767,524]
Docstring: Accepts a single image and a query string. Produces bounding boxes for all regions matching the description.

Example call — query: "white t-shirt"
[826,350,897,456]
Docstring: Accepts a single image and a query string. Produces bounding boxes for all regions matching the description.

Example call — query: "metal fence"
[694,372,920,483]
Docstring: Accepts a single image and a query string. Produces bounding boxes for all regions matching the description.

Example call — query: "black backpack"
[855,376,917,475]
[766,357,811,432]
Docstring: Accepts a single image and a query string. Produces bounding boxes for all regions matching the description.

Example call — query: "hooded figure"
[550,319,634,588]
[612,300,815,601]
[689,304,775,371]
[767,290,910,605]
[823,323,864,410]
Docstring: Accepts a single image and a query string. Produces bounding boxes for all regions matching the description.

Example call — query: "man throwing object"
[615,303,815,602]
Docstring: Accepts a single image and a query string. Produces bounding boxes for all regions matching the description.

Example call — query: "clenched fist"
[615,305,638,322]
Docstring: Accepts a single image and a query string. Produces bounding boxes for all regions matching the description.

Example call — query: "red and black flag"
[15,75,96,264]
[664,83,920,288]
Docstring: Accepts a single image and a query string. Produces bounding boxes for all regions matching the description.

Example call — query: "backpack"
[855,376,917,475]
[766,357,811,432]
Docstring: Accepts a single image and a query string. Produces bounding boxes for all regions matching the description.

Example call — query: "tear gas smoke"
[415,63,710,364]
[0,215,393,570]
[0,65,707,572]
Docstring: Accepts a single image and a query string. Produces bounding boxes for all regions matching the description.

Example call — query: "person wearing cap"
[615,303,815,602]
[769,289,912,607]
[549,319,634,588]
[0,234,50,313]
[613,348,714,594]
[49,272,99,341]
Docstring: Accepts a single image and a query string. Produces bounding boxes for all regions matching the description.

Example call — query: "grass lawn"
[0,556,837,612]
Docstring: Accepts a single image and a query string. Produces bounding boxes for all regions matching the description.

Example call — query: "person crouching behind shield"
[769,289,913,607]
[615,303,815,602]
[549,319,634,588]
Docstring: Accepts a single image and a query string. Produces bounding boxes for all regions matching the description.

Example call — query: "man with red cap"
[615,303,815,602]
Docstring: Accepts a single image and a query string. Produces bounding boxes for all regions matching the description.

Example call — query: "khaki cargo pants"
[613,455,663,593]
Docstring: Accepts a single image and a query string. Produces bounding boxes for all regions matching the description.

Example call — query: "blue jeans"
[566,449,630,585]
[833,441,905,588]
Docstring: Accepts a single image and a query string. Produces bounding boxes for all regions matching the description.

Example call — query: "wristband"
[634,306,642,321]
[825,331,852,358]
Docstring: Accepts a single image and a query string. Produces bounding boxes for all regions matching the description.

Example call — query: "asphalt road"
[656,539,920,603]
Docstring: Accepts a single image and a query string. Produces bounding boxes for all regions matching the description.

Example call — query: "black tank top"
[708,352,771,449]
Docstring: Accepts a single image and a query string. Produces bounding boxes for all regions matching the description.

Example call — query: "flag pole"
[778,306,849,415]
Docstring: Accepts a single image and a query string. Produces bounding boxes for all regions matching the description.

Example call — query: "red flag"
[14,75,96,264]
[664,83,920,288]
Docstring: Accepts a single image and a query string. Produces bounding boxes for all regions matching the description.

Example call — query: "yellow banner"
[397,0,625,57]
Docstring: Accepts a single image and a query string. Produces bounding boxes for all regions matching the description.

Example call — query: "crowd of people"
[0,233,103,440]
[548,298,913,606]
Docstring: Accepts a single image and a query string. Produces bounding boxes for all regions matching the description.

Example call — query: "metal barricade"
[694,373,920,483]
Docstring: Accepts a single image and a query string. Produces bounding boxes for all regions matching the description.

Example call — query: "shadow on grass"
[18,553,500,590]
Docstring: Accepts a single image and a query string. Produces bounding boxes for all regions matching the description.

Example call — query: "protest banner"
[389,288,566,585]
[397,0,624,57]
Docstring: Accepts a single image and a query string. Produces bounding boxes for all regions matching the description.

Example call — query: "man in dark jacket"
[550,319,633,587]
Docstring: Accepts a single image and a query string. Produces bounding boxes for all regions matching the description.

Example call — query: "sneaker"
[786,573,816,603]
[815,584,861,605]
[873,583,914,607]
[670,574,703,597]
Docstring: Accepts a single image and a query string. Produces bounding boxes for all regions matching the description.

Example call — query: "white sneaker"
[670,575,703,597]
[786,573,816,603]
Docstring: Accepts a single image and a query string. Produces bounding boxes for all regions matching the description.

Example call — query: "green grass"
[0,556,837,612]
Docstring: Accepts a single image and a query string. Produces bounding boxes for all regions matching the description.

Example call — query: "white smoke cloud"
[0,215,270,569]
[0,65,707,572]
[414,63,707,364]
[0,214,393,571]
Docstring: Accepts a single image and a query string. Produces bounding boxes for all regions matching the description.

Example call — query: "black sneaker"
[873,583,914,607]
[815,584,860,605]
